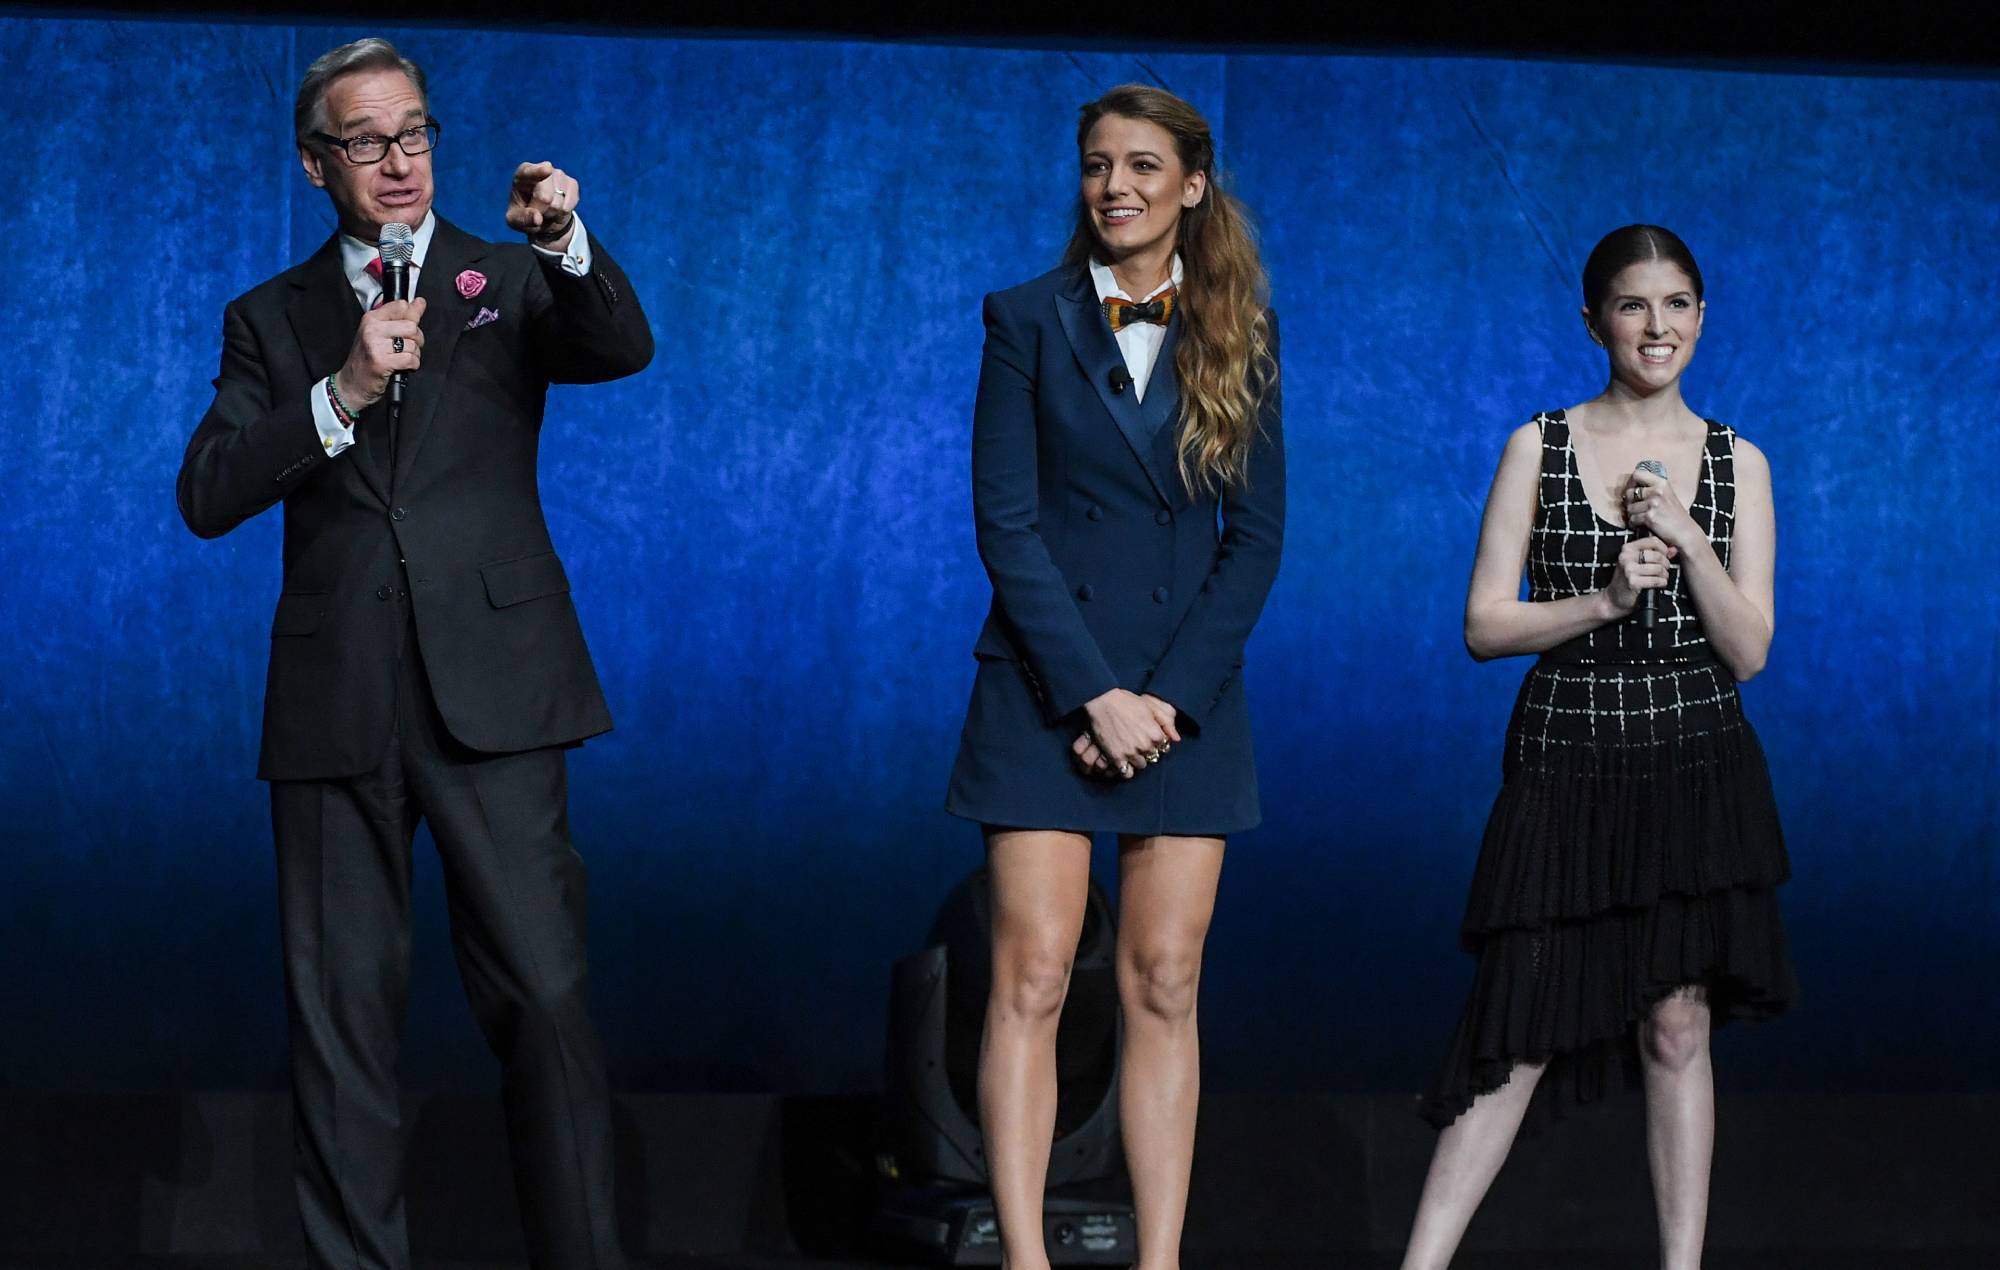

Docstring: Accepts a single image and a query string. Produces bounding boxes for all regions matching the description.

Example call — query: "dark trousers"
[269,617,623,1270]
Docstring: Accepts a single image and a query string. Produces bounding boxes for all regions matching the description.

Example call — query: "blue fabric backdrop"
[1,16,1993,1095]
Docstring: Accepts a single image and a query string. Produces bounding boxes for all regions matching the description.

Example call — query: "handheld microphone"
[1108,366,1131,396]
[1633,459,1667,629]
[378,222,416,411]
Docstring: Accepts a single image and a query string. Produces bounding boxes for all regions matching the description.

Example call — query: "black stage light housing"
[888,864,1122,1186]
[877,865,1134,1264]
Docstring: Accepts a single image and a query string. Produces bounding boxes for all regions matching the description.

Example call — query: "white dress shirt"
[310,210,596,456]
[1088,253,1182,404]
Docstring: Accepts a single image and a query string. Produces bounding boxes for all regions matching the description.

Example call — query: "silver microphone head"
[1636,459,1667,479]
[378,222,415,267]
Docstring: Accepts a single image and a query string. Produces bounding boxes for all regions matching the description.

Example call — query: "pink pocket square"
[465,306,500,330]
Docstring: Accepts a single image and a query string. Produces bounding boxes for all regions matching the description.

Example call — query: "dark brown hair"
[1063,85,1275,495]
[1582,224,1704,316]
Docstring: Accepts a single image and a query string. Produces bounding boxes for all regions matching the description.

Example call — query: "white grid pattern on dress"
[1525,411,1736,657]
[1508,412,1746,765]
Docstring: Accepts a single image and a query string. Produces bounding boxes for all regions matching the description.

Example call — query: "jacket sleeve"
[971,290,1119,720]
[1145,310,1286,730]
[176,299,338,539]
[525,236,655,385]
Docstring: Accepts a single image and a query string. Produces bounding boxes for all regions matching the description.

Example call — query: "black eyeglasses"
[312,119,441,165]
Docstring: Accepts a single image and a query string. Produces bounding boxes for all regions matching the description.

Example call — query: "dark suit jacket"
[177,216,654,781]
[945,265,1284,835]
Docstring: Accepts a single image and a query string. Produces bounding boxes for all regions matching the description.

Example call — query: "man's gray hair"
[294,38,429,148]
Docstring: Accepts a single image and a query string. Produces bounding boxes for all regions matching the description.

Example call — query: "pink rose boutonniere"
[455,269,487,300]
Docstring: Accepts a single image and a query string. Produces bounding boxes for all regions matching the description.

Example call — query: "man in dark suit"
[177,38,651,1269]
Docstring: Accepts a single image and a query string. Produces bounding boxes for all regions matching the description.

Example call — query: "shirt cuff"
[531,214,592,276]
[310,379,357,456]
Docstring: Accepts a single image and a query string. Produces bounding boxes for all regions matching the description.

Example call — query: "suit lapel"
[392,216,489,491]
[1139,314,1182,496]
[285,234,388,507]
[1054,270,1173,504]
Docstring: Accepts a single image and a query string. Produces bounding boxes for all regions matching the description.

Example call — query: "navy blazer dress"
[945,265,1285,836]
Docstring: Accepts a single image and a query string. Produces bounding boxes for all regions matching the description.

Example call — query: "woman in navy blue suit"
[945,85,1284,1270]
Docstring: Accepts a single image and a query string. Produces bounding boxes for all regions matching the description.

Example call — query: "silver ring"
[392,336,404,353]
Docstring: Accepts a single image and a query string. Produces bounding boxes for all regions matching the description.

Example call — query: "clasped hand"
[1072,689,1181,781]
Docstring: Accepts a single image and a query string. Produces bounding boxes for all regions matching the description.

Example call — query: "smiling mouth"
[1639,344,1676,359]
[1100,207,1142,224]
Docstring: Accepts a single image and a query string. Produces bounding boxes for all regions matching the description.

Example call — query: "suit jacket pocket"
[270,591,327,637]
[481,551,571,609]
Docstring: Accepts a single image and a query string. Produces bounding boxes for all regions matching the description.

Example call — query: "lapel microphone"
[1633,459,1667,629]
[1109,367,1131,396]
[378,222,416,413]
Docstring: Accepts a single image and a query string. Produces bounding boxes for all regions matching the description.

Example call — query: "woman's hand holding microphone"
[1603,466,1696,617]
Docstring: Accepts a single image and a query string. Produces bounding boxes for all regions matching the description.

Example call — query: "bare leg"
[1399,1061,1547,1270]
[981,829,1093,1270]
[1642,987,1714,1270]
[1114,834,1226,1270]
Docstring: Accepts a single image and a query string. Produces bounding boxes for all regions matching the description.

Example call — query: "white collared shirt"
[309,209,595,456]
[1088,253,1182,404]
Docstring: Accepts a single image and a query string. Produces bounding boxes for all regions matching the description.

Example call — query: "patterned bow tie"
[1103,288,1177,332]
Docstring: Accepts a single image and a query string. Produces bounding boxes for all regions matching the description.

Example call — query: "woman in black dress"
[1401,226,1795,1270]
[944,85,1283,1270]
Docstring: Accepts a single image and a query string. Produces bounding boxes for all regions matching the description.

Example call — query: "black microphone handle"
[1632,458,1668,630]
[1630,522,1660,629]
[384,262,411,410]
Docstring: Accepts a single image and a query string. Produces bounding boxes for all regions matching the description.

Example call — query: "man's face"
[299,67,434,242]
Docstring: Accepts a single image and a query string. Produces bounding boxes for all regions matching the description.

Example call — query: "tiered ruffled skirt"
[1421,653,1797,1129]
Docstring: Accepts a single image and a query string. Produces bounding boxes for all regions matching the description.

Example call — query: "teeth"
[1641,345,1674,356]
[1104,208,1140,220]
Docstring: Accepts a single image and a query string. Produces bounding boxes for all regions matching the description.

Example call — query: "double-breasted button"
[1076,584,1095,601]
[1086,505,1104,522]
[1155,509,1171,526]
[375,585,393,601]
[392,506,407,521]
[1152,586,1169,604]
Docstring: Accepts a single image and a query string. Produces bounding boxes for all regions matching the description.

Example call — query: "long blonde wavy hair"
[1063,84,1276,496]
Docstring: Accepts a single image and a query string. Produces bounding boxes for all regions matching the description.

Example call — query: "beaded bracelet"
[324,374,359,429]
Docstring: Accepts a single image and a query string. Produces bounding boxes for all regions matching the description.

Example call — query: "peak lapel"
[1053,274,1173,504]
[286,234,387,506]
[392,217,487,491]
[1139,314,1183,494]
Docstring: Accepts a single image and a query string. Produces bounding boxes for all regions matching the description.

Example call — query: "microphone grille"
[1636,459,1667,478]
[378,222,415,267]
